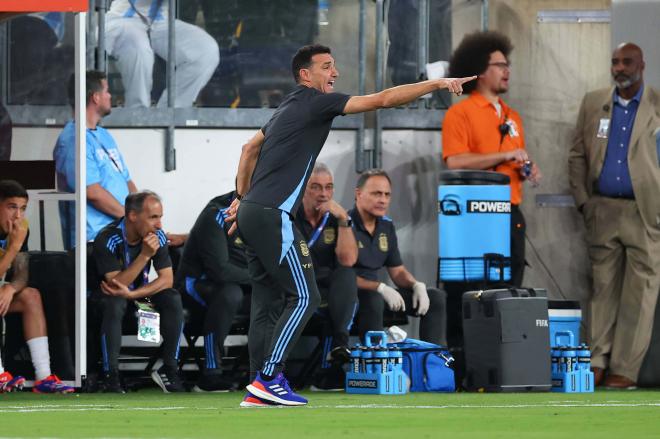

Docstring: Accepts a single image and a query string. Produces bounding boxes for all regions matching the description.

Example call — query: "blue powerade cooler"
[438,170,511,282]
[548,301,582,347]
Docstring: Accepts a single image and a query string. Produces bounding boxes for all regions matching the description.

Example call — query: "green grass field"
[2,389,660,438]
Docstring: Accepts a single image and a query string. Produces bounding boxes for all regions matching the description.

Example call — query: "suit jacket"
[569,85,660,240]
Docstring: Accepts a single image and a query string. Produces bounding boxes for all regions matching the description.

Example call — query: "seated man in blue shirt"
[53,70,137,249]
[350,169,447,345]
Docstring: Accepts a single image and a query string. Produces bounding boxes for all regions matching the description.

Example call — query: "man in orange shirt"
[442,31,541,287]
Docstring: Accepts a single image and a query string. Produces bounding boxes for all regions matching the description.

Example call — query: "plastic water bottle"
[577,344,591,371]
[362,347,374,373]
[551,348,560,374]
[351,346,361,373]
[318,0,329,26]
[375,348,389,374]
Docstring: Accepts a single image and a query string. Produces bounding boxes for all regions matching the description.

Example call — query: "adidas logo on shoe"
[268,384,289,396]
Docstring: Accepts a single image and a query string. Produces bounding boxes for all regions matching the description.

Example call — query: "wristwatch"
[338,217,353,227]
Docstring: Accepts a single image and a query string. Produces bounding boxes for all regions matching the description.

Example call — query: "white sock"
[26,336,51,381]
[0,354,4,374]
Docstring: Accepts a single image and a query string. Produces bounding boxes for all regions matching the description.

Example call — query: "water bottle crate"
[551,369,594,393]
[345,331,409,395]
[345,370,408,395]
[550,344,594,393]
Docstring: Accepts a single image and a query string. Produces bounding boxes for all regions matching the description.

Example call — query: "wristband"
[337,217,353,227]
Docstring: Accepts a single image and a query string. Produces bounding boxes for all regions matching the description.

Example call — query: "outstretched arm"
[343,77,476,114]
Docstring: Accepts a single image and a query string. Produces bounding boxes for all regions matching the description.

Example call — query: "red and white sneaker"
[246,372,307,406]
[239,391,279,408]
[0,371,26,393]
[32,375,74,394]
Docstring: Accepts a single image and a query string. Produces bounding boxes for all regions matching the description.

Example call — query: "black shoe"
[151,366,186,393]
[101,370,125,394]
[328,346,351,365]
[193,372,234,393]
[310,366,346,392]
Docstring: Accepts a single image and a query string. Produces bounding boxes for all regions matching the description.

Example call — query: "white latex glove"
[412,281,430,316]
[377,283,406,312]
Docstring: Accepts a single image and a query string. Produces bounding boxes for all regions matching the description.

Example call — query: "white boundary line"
[2,401,660,413]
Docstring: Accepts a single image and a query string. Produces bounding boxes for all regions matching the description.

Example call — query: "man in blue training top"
[53,70,137,249]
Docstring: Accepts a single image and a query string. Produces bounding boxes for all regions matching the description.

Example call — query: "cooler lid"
[439,170,510,185]
[548,300,581,310]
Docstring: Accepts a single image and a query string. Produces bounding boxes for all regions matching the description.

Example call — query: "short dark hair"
[0,180,28,202]
[449,31,513,94]
[291,44,332,83]
[356,169,392,189]
[125,190,161,216]
[69,70,107,107]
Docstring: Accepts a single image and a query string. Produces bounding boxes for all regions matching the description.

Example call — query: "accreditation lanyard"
[307,211,330,249]
[89,129,123,173]
[119,219,150,291]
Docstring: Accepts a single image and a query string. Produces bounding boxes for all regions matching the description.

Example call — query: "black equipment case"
[462,288,551,392]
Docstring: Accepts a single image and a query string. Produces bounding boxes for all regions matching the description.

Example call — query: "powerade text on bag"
[388,339,455,392]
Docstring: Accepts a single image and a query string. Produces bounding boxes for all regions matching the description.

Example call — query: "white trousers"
[105,17,219,108]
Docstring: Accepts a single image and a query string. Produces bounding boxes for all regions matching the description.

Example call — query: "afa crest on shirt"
[378,233,388,252]
[323,228,336,245]
[300,240,310,257]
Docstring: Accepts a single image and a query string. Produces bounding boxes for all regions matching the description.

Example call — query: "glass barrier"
[386,0,452,109]
[7,12,75,106]
[105,0,360,108]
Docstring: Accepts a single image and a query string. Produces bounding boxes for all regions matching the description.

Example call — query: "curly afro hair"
[449,31,513,94]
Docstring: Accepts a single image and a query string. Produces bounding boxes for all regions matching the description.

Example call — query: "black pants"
[316,266,358,367]
[179,278,246,371]
[99,288,184,372]
[237,201,321,378]
[357,287,447,345]
[511,205,526,288]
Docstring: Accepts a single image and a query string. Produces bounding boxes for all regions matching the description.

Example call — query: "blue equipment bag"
[388,339,455,392]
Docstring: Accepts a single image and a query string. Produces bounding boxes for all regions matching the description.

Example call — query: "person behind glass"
[53,70,138,250]
[442,31,542,287]
[569,43,660,389]
[93,191,184,393]
[175,190,251,392]
[350,170,447,345]
[0,180,74,394]
[294,163,358,390]
[105,0,219,108]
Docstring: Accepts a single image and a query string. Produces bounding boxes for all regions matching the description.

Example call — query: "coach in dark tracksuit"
[227,44,472,406]
[351,170,447,345]
[175,191,250,392]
